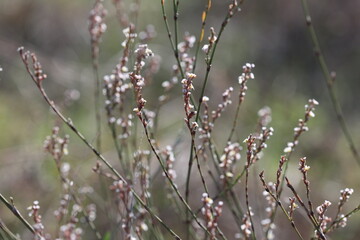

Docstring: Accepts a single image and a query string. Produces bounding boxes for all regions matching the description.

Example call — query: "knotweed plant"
[1,1,359,240]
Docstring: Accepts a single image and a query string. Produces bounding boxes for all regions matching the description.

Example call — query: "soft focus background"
[0,0,360,239]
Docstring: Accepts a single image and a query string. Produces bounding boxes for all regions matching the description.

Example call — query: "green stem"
[0,217,21,240]
[187,1,241,196]
[259,175,304,240]
[227,96,242,142]
[173,0,180,69]
[0,194,35,235]
[160,0,185,78]
[139,116,214,237]
[245,166,256,239]
[299,0,360,166]
[324,203,360,234]
[192,139,210,194]
[207,171,243,230]
[92,64,102,153]
[185,4,241,234]
[192,0,212,73]
[19,53,182,238]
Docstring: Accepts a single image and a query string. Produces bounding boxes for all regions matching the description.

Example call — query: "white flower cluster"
[162,145,177,180]
[238,63,255,85]
[283,99,319,153]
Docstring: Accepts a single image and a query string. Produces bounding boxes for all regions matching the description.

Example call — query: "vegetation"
[0,0,359,239]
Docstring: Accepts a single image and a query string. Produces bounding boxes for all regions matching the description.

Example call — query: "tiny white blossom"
[284,146,292,153]
[202,44,209,52]
[202,96,209,102]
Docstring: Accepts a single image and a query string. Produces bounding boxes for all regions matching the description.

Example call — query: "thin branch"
[0,218,21,240]
[89,0,107,152]
[138,118,214,238]
[185,2,241,231]
[244,136,256,239]
[285,177,326,240]
[258,173,304,240]
[324,203,360,234]
[0,194,35,235]
[192,0,212,73]
[299,0,360,165]
[129,46,214,238]
[160,0,185,78]
[18,47,182,240]
[265,99,319,236]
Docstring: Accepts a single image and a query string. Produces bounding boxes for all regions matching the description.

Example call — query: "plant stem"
[192,139,210,194]
[160,0,185,79]
[185,3,241,233]
[0,218,20,240]
[324,203,360,234]
[173,0,180,68]
[138,116,214,238]
[0,194,35,235]
[259,173,304,240]
[245,166,256,239]
[92,64,102,153]
[192,0,212,74]
[285,177,326,240]
[299,0,360,166]
[19,52,182,239]
[227,96,242,142]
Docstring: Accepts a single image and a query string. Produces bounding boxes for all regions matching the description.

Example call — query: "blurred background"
[0,0,359,239]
